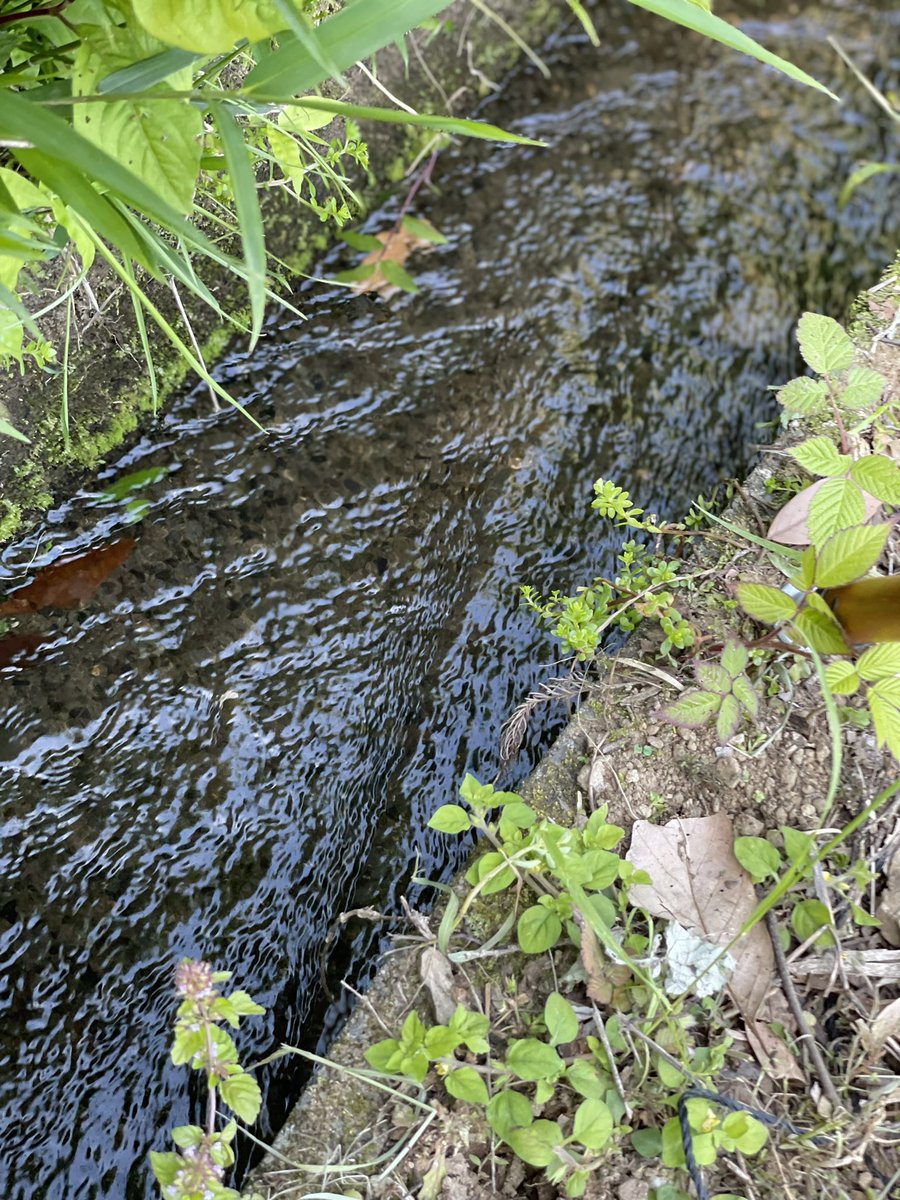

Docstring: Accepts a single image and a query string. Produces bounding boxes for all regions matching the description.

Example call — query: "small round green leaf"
[485,1089,532,1138]
[444,1066,489,1105]
[506,1119,563,1167]
[517,905,562,954]
[544,991,579,1046]
[733,836,781,883]
[572,1097,613,1150]
[506,1038,563,1081]
[790,898,834,946]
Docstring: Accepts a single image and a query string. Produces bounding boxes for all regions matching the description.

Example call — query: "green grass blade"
[98,48,201,94]
[271,0,345,84]
[13,148,151,269]
[61,290,72,447]
[0,90,234,266]
[0,278,41,338]
[0,411,30,443]
[626,0,837,98]
[123,256,158,414]
[245,94,544,145]
[566,0,600,45]
[212,104,266,348]
[245,0,454,95]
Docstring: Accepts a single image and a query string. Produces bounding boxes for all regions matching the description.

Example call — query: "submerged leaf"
[0,538,134,615]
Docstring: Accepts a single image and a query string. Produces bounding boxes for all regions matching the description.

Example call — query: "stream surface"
[1,3,898,1196]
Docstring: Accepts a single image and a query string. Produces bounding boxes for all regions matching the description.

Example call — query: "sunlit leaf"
[796,311,854,375]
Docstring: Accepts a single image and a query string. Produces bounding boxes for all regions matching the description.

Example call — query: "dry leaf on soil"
[626,812,773,1019]
[862,995,900,1062]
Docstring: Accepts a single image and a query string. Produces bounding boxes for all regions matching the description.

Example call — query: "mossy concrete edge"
[0,0,568,548]
[246,255,900,1195]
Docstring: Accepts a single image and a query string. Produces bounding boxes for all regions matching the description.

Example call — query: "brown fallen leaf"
[351,224,436,298]
[767,477,881,545]
[0,538,134,615]
[626,813,773,1020]
[862,995,900,1062]
[744,1015,804,1083]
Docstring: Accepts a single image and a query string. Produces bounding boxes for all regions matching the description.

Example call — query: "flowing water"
[1,3,898,1196]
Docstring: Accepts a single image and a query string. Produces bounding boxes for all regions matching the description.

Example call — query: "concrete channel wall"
[0,0,572,545]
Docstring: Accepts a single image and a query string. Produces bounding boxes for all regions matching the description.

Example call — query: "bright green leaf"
[790,608,850,655]
[733,836,781,883]
[544,992,579,1047]
[790,435,851,477]
[565,1058,608,1099]
[506,1119,564,1167]
[839,367,886,411]
[807,477,866,548]
[735,582,798,625]
[218,1071,262,1123]
[849,454,900,503]
[824,659,860,695]
[131,0,284,52]
[814,524,890,588]
[486,1089,532,1138]
[776,375,829,415]
[444,1066,489,1105]
[424,1025,461,1059]
[517,905,562,954]
[857,644,900,681]
[506,1038,564,1082]
[428,804,472,834]
[796,312,854,375]
[790,898,834,945]
[572,1097,614,1150]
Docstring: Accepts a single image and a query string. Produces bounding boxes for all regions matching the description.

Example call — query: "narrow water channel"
[1,3,897,1196]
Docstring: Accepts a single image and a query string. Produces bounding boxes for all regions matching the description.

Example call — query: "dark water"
[1,3,898,1196]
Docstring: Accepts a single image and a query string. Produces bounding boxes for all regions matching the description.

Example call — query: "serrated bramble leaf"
[838,367,885,410]
[857,644,900,681]
[824,659,860,694]
[868,689,900,759]
[721,639,749,679]
[797,312,854,375]
[218,1071,262,1124]
[736,582,798,625]
[517,905,562,953]
[731,674,759,719]
[789,435,851,477]
[807,477,866,549]
[716,692,741,742]
[797,545,817,590]
[696,663,731,694]
[657,689,721,729]
[444,1066,489,1105]
[850,455,900,504]
[775,375,828,415]
[790,608,850,655]
[814,524,890,588]
[226,989,265,1017]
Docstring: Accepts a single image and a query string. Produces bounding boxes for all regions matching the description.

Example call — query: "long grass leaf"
[566,0,600,45]
[0,278,41,338]
[123,256,158,414]
[0,90,235,266]
[246,0,454,95]
[0,411,30,443]
[61,290,72,447]
[212,104,267,348]
[626,0,837,97]
[13,148,151,269]
[245,94,543,145]
[89,234,264,431]
[271,0,345,84]
[98,48,201,94]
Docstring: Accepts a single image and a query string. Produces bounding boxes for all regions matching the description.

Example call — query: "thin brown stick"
[765,909,844,1113]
